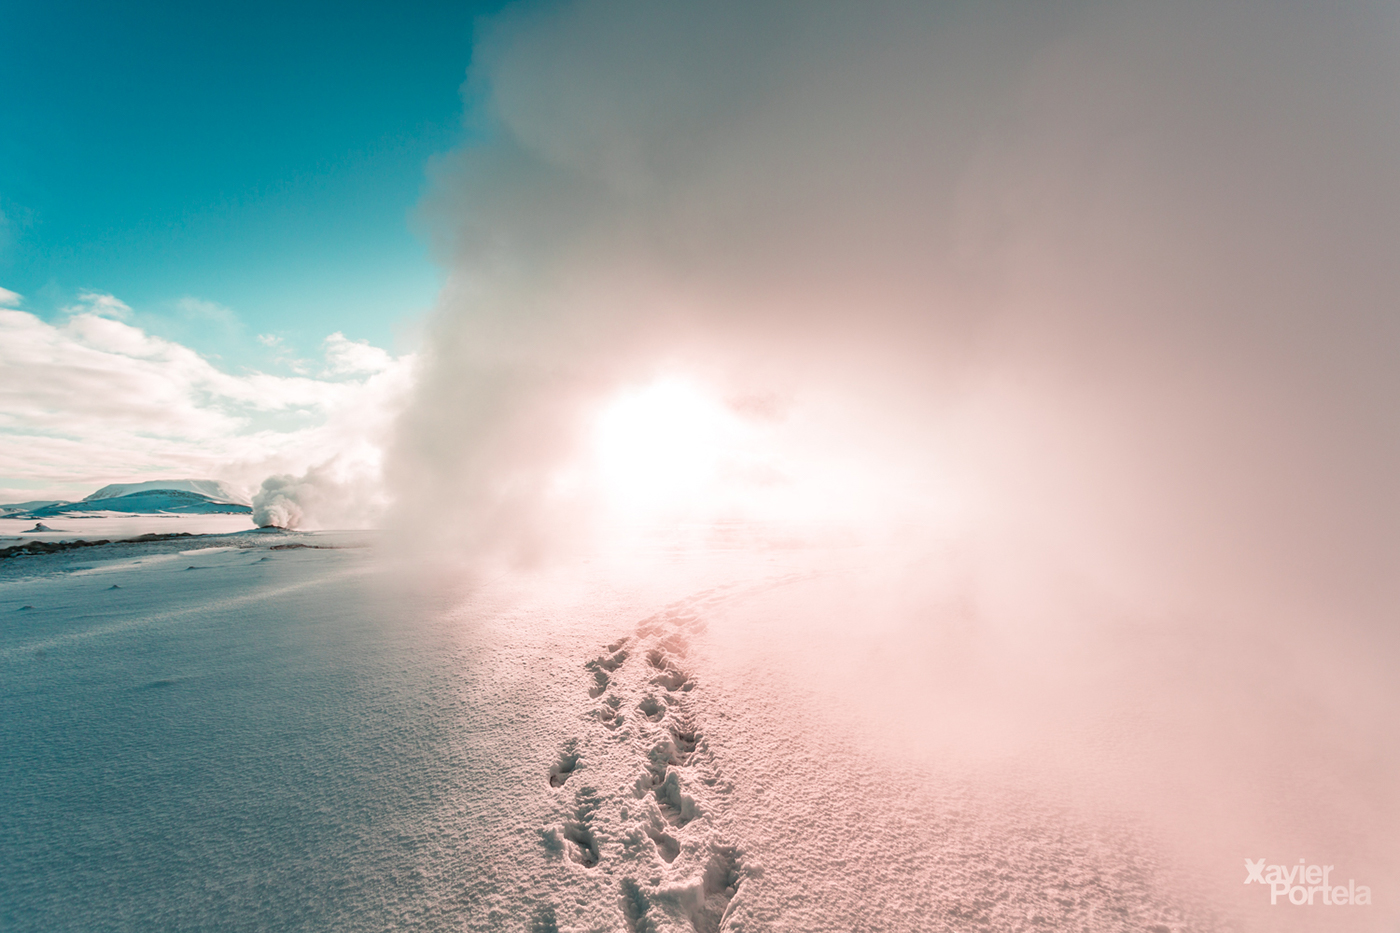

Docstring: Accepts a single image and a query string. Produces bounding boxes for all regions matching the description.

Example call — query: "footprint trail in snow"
[525,569,1230,933]
[538,576,810,933]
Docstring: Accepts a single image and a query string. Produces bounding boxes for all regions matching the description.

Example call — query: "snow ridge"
[85,480,248,505]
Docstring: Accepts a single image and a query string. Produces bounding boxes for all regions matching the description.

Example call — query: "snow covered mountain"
[11,479,252,515]
[84,479,249,506]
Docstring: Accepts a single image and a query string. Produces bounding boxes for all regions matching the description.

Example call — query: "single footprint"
[669,724,700,761]
[563,789,602,868]
[634,744,672,795]
[591,648,629,672]
[562,821,600,868]
[619,878,651,933]
[691,847,743,933]
[585,649,628,698]
[651,665,693,692]
[654,770,698,826]
[634,727,694,798]
[637,696,666,722]
[645,822,681,864]
[549,741,581,788]
[592,695,625,730]
[659,633,690,657]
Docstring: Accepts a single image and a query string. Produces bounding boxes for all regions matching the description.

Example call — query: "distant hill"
[85,479,249,506]
[0,500,69,514]
[16,489,252,518]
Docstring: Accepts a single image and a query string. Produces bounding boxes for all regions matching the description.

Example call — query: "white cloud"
[0,305,416,504]
[0,286,20,308]
[323,331,394,375]
[69,291,133,321]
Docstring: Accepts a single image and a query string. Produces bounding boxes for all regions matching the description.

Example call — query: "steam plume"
[253,459,389,530]
[390,0,1400,918]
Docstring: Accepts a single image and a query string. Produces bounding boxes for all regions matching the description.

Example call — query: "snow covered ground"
[0,514,257,543]
[2,528,1393,932]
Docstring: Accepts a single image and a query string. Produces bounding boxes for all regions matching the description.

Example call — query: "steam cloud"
[399,0,1400,576]
[252,474,307,529]
[253,460,389,530]
[391,0,1400,920]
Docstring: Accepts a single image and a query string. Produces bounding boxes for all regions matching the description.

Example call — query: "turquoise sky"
[0,0,502,367]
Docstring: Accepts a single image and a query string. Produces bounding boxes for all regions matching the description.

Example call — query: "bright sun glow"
[592,378,736,517]
[589,375,945,530]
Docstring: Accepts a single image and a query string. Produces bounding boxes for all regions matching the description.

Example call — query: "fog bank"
[390,1,1400,925]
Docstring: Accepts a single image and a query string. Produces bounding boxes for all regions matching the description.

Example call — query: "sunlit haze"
[4,2,1398,931]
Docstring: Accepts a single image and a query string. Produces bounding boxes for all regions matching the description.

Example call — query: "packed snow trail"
[499,569,1230,933]
[529,577,811,933]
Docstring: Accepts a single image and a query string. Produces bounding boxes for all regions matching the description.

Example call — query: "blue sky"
[0,0,502,367]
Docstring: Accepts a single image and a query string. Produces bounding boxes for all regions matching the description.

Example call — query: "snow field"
[3,535,1392,932]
